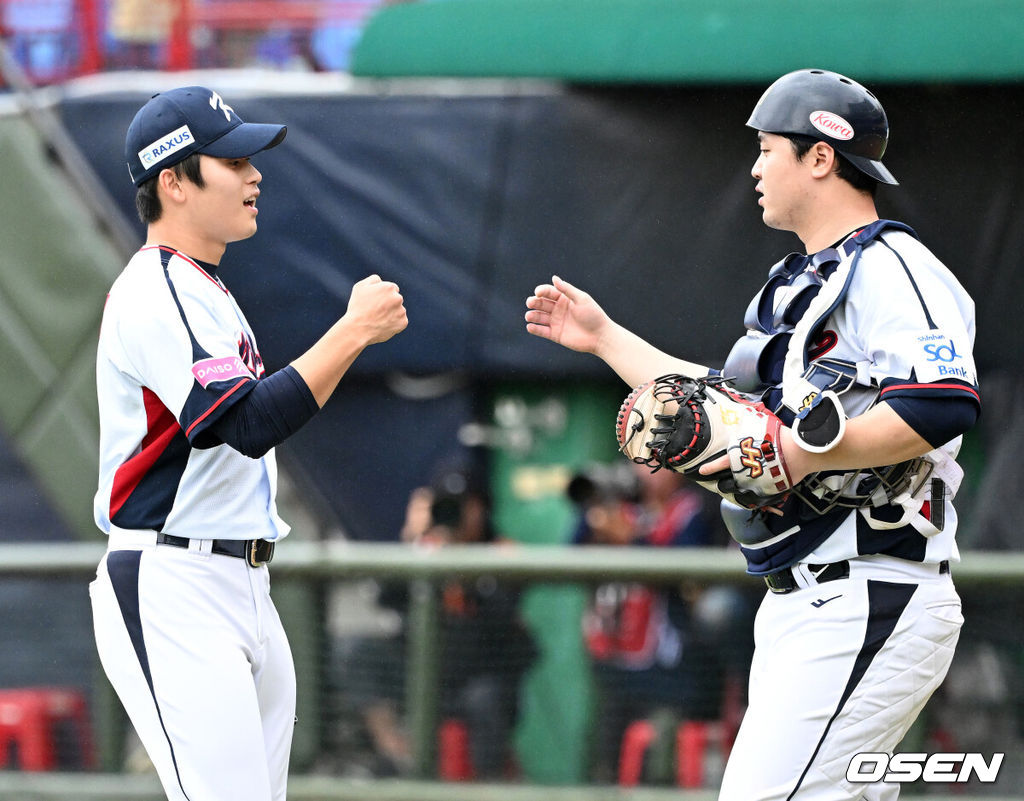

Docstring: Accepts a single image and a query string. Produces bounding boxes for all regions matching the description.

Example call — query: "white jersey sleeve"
[841,231,978,395]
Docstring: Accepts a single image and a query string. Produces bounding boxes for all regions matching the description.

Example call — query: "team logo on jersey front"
[139,124,194,168]
[808,330,838,361]
[238,331,264,378]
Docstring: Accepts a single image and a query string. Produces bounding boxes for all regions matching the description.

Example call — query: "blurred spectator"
[203,0,314,71]
[326,466,536,779]
[202,0,389,72]
[106,0,173,69]
[2,0,397,79]
[310,0,394,72]
[2,0,75,81]
[328,615,410,776]
[308,23,358,72]
[570,462,753,784]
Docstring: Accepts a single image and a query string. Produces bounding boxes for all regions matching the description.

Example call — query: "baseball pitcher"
[90,87,407,801]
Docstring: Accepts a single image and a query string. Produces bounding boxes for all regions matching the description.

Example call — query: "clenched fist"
[347,274,408,345]
[291,274,409,406]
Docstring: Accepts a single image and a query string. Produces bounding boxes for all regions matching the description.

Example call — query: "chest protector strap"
[724,221,918,452]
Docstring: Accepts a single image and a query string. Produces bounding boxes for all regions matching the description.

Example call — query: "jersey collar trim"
[143,245,227,292]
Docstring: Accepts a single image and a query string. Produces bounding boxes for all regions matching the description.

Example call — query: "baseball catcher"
[528,68,980,801]
[616,374,794,510]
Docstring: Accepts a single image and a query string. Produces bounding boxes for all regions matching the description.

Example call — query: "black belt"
[765,559,949,594]
[155,534,275,567]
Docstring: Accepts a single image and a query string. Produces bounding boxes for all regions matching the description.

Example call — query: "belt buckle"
[247,539,275,567]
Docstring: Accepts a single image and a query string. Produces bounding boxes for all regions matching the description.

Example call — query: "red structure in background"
[0,0,381,84]
[166,1,377,71]
[0,687,96,771]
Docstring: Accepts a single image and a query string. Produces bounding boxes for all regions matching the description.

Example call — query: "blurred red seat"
[438,718,474,781]
[617,719,658,785]
[618,677,744,788]
[0,687,95,771]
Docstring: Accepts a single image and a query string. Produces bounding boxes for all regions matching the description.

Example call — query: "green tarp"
[353,0,1024,83]
[0,113,121,537]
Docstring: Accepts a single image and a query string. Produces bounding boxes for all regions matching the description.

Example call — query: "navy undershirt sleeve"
[209,365,320,458]
[884,395,979,449]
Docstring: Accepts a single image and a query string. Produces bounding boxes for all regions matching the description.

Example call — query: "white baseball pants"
[90,532,295,801]
[719,557,962,800]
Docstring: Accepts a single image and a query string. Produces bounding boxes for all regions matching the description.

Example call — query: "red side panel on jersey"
[109,388,190,528]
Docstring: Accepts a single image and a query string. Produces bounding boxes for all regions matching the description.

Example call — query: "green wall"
[489,380,622,782]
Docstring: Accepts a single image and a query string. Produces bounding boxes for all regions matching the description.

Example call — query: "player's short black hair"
[788,135,878,196]
[134,153,206,224]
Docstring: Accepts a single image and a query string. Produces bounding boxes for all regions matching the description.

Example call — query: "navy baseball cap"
[126,86,287,186]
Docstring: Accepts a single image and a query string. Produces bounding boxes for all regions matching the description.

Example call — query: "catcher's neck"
[798,190,879,254]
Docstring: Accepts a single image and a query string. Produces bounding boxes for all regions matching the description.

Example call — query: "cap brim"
[843,152,899,186]
[200,122,287,159]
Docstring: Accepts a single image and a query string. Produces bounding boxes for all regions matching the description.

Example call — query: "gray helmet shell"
[747,69,898,186]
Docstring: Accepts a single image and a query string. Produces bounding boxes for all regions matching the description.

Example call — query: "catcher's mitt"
[616,374,794,509]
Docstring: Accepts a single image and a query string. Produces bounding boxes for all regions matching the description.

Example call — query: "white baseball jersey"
[94,245,289,542]
[725,221,979,575]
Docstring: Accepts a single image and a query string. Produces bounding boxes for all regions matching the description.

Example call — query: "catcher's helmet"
[747,69,897,186]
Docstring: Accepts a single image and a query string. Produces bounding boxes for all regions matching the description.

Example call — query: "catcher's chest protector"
[723,220,917,415]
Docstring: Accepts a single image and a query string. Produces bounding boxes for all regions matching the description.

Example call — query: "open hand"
[525,276,609,354]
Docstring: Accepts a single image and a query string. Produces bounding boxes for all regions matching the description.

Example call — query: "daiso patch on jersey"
[191,355,254,388]
[909,330,977,385]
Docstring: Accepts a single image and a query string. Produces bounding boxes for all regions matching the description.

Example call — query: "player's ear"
[156,167,187,203]
[808,142,837,178]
